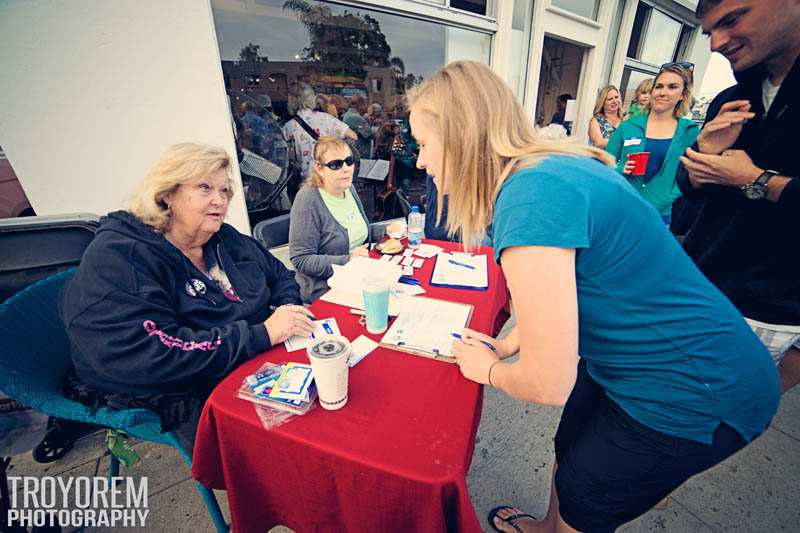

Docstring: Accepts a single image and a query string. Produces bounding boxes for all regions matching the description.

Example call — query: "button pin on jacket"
[185,278,207,297]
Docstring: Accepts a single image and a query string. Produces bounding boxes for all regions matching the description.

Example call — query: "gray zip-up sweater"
[288,184,371,303]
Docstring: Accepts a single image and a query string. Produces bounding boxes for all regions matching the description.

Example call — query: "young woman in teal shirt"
[606,64,700,224]
[408,61,778,533]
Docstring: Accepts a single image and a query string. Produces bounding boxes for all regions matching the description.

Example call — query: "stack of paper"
[320,257,409,314]
[327,257,401,291]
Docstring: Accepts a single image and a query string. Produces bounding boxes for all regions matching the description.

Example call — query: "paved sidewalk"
[7,334,800,532]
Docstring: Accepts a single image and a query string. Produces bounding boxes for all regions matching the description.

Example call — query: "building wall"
[0,0,251,233]
[0,0,710,228]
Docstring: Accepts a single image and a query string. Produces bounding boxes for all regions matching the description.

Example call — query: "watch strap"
[755,169,780,186]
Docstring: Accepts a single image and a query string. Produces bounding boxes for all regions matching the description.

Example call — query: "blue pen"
[399,275,421,286]
[451,332,496,351]
[448,258,475,270]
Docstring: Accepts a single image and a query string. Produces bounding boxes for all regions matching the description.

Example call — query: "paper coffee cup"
[307,335,350,410]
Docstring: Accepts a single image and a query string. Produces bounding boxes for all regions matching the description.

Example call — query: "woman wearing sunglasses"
[606,63,700,225]
[289,137,371,304]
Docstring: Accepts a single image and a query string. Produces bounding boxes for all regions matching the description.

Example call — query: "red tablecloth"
[192,241,508,533]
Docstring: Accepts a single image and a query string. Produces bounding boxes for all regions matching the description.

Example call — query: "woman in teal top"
[606,63,700,224]
[289,137,371,303]
[408,61,778,533]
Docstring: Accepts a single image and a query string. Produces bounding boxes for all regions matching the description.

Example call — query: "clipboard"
[429,252,489,291]
[379,296,474,363]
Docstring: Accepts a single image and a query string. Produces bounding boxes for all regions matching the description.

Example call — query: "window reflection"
[211,0,490,225]
[551,0,599,21]
[639,10,681,66]
[620,68,654,112]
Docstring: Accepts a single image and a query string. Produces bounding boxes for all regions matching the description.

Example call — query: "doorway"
[534,37,586,134]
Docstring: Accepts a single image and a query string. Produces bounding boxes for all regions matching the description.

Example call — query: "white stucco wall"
[0,0,250,233]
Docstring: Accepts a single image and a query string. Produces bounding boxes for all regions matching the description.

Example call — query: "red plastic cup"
[627,152,650,176]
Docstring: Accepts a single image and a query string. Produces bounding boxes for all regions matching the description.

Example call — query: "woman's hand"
[263,305,315,345]
[350,245,370,258]
[451,336,500,385]
[459,328,511,359]
[622,158,636,175]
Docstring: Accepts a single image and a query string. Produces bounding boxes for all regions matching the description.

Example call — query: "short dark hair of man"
[695,0,723,17]
[558,94,573,105]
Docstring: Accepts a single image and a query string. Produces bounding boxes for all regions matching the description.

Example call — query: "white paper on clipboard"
[430,252,488,289]
[380,297,472,358]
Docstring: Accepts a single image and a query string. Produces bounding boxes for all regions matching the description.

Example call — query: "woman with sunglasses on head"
[289,137,371,304]
[606,63,700,225]
[410,61,778,533]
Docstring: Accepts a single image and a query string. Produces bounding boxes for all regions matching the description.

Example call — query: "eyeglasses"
[321,156,355,170]
[660,61,695,72]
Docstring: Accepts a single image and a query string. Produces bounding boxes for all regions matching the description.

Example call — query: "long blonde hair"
[406,61,613,247]
[592,85,623,119]
[129,143,233,232]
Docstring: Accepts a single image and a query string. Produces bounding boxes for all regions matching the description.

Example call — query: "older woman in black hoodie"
[60,143,311,447]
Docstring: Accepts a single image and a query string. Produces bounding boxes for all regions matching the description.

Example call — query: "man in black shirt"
[678,0,800,392]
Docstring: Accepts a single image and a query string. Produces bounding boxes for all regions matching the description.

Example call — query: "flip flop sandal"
[487,505,538,533]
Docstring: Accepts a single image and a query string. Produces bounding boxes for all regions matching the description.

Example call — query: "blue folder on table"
[429,252,489,291]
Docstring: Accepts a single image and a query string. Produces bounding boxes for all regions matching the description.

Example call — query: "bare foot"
[491,506,538,533]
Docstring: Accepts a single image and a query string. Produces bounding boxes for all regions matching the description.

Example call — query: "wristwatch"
[741,169,779,200]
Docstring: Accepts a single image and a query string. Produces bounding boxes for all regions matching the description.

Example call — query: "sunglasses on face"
[320,156,355,171]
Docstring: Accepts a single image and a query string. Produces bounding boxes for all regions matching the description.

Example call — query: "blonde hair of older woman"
[407,61,613,247]
[130,143,233,232]
[592,85,623,119]
[647,64,694,117]
[308,136,351,188]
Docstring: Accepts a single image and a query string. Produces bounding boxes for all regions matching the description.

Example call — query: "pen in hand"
[451,332,496,351]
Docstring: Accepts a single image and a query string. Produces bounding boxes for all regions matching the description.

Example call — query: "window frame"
[625,2,697,71]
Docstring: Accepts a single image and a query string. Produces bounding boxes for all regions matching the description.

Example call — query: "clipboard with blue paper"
[429,252,489,291]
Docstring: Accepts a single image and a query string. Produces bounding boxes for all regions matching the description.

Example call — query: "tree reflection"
[283,0,391,78]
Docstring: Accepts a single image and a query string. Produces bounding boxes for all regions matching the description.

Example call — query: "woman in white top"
[282,82,357,180]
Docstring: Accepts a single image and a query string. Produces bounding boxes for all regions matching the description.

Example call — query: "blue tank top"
[643,137,672,183]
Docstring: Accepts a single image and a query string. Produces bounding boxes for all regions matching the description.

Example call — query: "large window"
[620,2,695,111]
[509,0,534,102]
[638,9,682,65]
[551,0,600,21]
[211,0,491,225]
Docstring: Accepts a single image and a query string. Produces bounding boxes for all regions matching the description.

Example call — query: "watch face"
[742,183,767,200]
